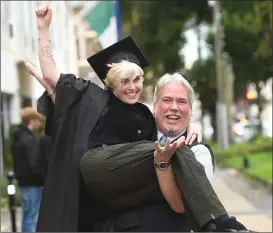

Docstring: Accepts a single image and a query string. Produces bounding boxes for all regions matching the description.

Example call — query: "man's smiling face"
[153,81,192,137]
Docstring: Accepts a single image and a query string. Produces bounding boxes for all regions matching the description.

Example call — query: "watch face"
[154,161,170,170]
[159,163,169,169]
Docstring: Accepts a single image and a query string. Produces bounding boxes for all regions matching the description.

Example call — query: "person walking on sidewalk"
[12,107,45,232]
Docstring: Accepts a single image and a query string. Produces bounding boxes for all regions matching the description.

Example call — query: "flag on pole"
[114,0,124,41]
[83,1,120,48]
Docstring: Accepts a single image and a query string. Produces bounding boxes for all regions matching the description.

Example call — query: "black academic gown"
[37,73,192,232]
[36,74,110,232]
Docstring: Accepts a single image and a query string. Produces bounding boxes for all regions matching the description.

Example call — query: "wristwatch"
[154,160,171,171]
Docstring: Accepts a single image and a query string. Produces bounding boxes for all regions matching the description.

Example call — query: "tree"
[188,1,272,138]
[188,57,217,140]
[207,1,272,112]
[120,1,213,88]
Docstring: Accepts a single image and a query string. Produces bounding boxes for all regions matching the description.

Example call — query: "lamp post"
[7,171,17,232]
[208,1,229,148]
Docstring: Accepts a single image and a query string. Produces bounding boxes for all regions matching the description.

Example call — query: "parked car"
[232,119,262,142]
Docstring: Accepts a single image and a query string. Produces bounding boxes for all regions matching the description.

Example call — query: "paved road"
[1,168,272,232]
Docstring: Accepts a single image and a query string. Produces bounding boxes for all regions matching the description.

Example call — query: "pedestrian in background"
[11,107,45,232]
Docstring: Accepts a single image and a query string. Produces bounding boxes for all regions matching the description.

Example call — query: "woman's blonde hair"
[104,60,144,89]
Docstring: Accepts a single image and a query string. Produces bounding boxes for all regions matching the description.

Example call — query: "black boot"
[204,216,255,232]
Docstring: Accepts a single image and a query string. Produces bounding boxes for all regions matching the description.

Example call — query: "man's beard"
[165,126,177,136]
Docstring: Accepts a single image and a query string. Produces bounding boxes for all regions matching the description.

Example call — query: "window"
[76,39,80,60]
[21,96,32,108]
[8,1,14,38]
[2,1,12,37]
[8,22,13,38]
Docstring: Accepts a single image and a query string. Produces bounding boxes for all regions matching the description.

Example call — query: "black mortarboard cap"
[87,36,149,81]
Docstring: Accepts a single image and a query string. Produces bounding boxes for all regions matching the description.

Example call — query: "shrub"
[214,135,272,159]
[3,124,20,170]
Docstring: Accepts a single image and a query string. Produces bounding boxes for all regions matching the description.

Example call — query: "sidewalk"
[1,207,21,232]
[213,169,272,232]
[1,170,272,232]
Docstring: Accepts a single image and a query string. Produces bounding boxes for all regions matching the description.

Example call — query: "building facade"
[1,1,78,146]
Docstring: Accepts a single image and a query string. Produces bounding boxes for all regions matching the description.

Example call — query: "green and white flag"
[83,1,118,48]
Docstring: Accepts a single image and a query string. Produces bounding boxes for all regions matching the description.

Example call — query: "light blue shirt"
[157,131,214,184]
[157,129,187,143]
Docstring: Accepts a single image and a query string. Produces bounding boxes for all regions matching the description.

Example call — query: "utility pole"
[0,111,3,176]
[222,53,235,142]
[0,135,3,176]
[210,1,229,148]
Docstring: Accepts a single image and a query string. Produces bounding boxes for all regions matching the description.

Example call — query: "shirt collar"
[157,128,187,142]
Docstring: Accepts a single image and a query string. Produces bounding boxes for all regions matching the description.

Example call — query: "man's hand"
[35,4,53,30]
[154,136,186,163]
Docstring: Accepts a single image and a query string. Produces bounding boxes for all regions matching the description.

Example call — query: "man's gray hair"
[153,72,195,106]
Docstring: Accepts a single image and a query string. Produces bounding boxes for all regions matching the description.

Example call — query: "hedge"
[212,135,272,187]
[211,134,272,161]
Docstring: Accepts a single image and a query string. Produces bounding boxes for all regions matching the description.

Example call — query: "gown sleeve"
[37,73,89,136]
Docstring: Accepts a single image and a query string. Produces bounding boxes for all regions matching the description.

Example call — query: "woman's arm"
[185,122,202,145]
[23,60,56,104]
[36,4,60,89]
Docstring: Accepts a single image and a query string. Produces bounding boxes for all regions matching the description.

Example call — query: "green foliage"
[212,135,272,182]
[188,57,217,112]
[213,135,272,158]
[207,1,272,100]
[219,152,272,181]
[2,124,22,207]
[188,57,217,139]
[188,1,272,133]
[3,124,20,170]
[244,153,272,182]
[120,1,213,87]
[1,197,9,208]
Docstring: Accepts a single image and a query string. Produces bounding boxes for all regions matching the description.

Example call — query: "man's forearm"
[155,166,185,213]
[38,28,60,89]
